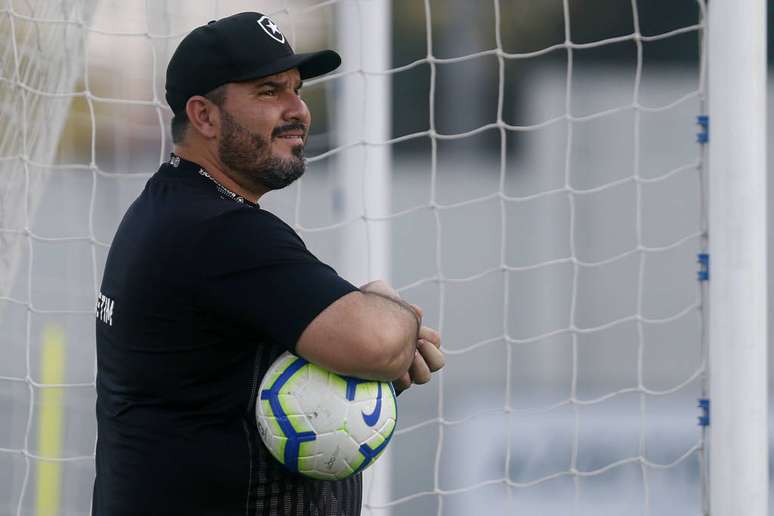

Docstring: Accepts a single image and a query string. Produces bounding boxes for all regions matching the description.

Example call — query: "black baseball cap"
[166,12,341,114]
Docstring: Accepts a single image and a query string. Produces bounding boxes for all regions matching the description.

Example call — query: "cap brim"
[231,49,341,84]
[295,50,342,80]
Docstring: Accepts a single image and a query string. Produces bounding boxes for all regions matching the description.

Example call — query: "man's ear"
[185,96,220,139]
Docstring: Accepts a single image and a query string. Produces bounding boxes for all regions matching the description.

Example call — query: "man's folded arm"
[295,289,419,382]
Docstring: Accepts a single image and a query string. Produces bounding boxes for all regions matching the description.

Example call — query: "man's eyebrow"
[254,80,282,90]
[253,79,303,90]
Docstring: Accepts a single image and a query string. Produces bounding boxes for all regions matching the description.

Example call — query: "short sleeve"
[194,208,358,351]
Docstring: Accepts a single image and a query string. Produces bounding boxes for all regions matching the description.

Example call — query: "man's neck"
[173,145,264,204]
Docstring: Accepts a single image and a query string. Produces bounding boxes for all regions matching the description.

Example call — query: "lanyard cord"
[169,153,255,207]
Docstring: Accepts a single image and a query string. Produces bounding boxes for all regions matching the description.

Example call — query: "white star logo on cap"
[258,15,286,44]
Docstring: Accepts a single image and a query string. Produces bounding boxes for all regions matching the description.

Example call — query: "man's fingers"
[408,352,432,384]
[417,339,445,372]
[410,303,424,320]
[398,319,442,389]
[418,326,440,348]
[393,372,411,395]
[361,280,401,300]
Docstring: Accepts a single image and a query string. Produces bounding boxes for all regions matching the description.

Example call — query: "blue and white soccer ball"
[256,351,397,480]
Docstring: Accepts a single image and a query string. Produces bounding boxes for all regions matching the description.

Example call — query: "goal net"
[0,0,709,515]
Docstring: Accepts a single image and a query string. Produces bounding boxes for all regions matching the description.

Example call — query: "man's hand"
[360,280,401,301]
[359,282,443,394]
[393,305,444,395]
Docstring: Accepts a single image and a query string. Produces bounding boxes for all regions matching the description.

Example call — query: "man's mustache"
[272,123,307,139]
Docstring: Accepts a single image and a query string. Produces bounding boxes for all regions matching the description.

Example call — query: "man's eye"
[261,89,276,96]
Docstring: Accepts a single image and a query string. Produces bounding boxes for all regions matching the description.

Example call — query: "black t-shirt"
[92,156,361,516]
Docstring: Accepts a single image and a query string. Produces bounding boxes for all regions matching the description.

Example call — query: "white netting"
[0,0,708,514]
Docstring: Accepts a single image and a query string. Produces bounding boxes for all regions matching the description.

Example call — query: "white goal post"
[707,0,768,515]
[0,1,768,515]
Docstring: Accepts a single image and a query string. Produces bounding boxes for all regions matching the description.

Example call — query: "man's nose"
[283,93,309,123]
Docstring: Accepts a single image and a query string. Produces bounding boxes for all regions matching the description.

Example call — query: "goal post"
[334,0,393,511]
[707,0,768,514]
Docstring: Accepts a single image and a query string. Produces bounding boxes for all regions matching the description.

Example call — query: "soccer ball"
[256,351,397,480]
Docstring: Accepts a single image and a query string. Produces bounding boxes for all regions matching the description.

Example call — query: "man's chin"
[254,158,306,191]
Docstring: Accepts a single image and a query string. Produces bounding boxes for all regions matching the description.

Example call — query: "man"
[92,12,443,516]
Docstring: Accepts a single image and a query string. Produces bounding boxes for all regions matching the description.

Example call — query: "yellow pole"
[35,324,65,516]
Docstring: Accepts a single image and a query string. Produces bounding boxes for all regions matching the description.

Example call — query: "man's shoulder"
[196,202,293,237]
[197,207,306,262]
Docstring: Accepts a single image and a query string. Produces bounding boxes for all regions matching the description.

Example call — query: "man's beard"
[217,109,306,191]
